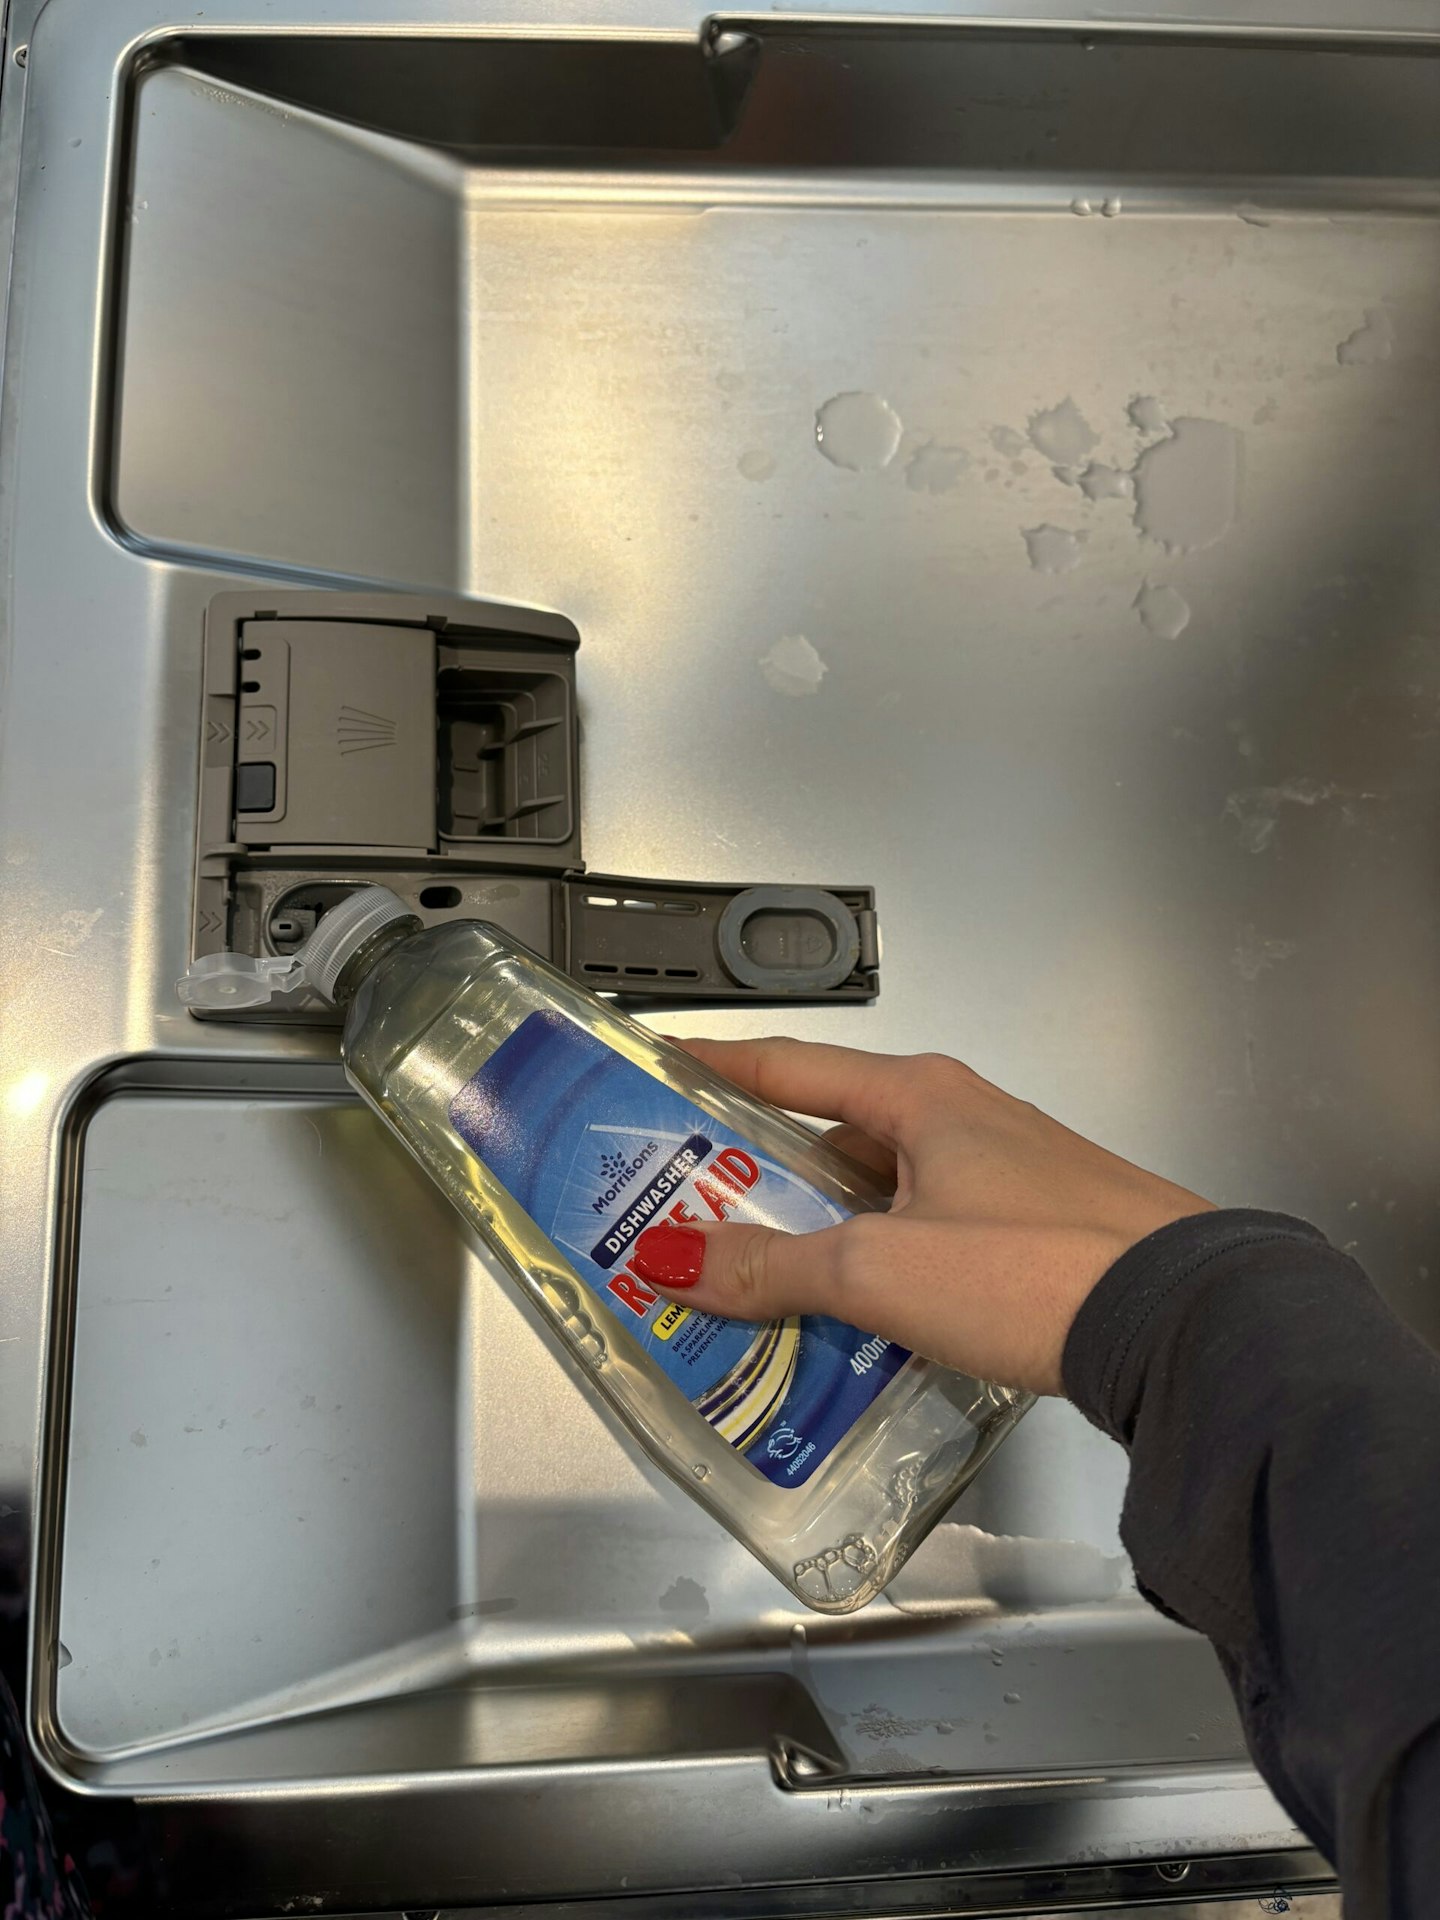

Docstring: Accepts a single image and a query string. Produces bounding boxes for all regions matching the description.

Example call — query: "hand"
[630,1038,1213,1396]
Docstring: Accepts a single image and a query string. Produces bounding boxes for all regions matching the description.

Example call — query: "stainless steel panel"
[285,1887,1341,1920]
[51,1063,1244,1783]
[3,0,1437,1910]
[113,75,465,586]
[59,1075,464,1756]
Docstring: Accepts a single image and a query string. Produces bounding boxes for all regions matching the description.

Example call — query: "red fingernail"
[631,1223,706,1289]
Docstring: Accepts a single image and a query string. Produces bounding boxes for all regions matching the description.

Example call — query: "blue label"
[449,1011,910,1487]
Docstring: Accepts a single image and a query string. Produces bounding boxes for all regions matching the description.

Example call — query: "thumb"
[629,1218,856,1323]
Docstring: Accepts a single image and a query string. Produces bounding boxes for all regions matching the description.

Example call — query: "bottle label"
[449,1011,911,1487]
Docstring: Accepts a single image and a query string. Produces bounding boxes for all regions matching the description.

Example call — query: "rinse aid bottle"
[292,886,1030,1611]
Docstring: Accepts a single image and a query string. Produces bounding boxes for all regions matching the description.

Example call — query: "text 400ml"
[851,1337,892,1376]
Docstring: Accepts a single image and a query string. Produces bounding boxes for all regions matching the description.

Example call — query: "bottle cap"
[175,886,417,1011]
[297,886,416,1003]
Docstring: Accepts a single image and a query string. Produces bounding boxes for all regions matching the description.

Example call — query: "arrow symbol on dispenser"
[245,717,270,742]
[197,910,222,935]
[206,718,232,744]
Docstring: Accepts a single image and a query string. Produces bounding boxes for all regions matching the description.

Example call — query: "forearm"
[1064,1211,1440,1918]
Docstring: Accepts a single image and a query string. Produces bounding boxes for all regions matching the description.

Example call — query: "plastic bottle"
[190,886,1031,1610]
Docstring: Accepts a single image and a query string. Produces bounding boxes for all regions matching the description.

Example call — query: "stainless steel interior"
[2,0,1437,1911]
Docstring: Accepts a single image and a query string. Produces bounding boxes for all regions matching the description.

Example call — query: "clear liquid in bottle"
[309,889,1031,1612]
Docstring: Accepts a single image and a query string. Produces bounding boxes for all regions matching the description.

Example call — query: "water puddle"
[1337,308,1394,367]
[1132,417,1241,553]
[1079,463,1133,503]
[1023,525,1085,574]
[1027,398,1099,466]
[1128,395,1168,436]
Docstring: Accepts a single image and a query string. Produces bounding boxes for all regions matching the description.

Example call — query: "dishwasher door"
[4,3,1435,1913]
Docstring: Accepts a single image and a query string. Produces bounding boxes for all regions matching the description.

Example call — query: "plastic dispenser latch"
[176,949,308,1010]
[177,886,414,1011]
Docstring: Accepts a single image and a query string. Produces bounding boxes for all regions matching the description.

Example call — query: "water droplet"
[1071,197,1095,218]
[55,1641,73,1670]
[1003,1690,1021,1705]
[1132,417,1241,553]
[1101,196,1122,218]
[989,1649,1004,1667]
[1336,308,1394,367]
[815,391,902,471]
[660,1575,710,1615]
[989,425,1028,459]
[1079,462,1133,503]
[692,1462,710,1480]
[1022,525,1085,574]
[738,447,776,482]
[1128,395,1168,436]
[1027,398,1099,465]
[905,442,969,494]
[760,632,828,697]
[1134,581,1192,640]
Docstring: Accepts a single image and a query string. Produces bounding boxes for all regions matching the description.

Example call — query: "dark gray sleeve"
[1063,1209,1440,1920]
